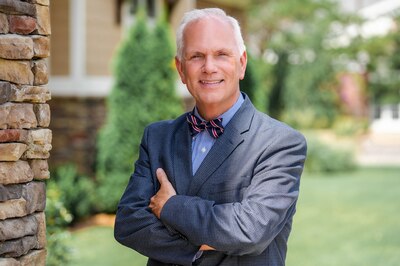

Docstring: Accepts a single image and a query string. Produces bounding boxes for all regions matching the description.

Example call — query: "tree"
[248,0,361,127]
[240,53,265,112]
[96,13,183,212]
[362,14,400,105]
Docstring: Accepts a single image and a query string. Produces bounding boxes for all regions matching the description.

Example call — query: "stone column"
[0,0,51,265]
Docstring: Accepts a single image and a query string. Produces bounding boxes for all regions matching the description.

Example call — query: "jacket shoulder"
[254,110,306,142]
[145,113,188,132]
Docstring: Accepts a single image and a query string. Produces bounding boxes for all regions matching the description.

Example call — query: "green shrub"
[332,116,368,136]
[96,13,183,213]
[282,108,333,129]
[46,182,73,266]
[240,53,265,112]
[304,136,357,173]
[46,230,72,266]
[49,164,96,223]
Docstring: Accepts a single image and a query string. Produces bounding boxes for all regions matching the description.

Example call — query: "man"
[114,8,307,266]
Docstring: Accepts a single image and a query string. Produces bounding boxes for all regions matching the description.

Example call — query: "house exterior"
[48,0,249,175]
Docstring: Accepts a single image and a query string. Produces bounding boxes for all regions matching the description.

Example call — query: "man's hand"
[200,244,215,251]
[149,168,177,219]
[150,169,216,251]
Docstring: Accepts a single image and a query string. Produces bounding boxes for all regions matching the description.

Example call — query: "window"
[116,0,158,26]
[392,104,399,119]
[374,105,381,119]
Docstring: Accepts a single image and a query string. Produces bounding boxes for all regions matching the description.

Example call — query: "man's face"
[175,16,247,120]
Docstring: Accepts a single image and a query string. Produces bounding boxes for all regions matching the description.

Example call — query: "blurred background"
[44,0,400,265]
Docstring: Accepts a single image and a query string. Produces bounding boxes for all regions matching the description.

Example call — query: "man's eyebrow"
[185,50,199,55]
[217,49,232,53]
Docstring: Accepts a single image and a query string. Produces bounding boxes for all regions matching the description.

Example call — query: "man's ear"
[239,51,247,80]
[175,56,186,84]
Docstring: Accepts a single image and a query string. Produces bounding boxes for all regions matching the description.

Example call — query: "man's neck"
[195,93,244,123]
[196,93,241,121]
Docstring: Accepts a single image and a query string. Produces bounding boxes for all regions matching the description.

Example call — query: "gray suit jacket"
[114,95,307,266]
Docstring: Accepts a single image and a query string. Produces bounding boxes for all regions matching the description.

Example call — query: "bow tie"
[186,113,224,139]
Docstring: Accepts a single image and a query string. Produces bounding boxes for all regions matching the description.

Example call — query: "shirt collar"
[194,92,245,127]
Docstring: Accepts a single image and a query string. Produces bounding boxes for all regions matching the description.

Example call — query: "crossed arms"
[114,125,307,265]
[149,168,214,252]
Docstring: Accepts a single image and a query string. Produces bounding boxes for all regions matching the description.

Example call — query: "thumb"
[156,168,168,185]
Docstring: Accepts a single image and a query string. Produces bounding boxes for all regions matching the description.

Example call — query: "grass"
[69,226,147,266]
[70,167,400,265]
[287,167,400,266]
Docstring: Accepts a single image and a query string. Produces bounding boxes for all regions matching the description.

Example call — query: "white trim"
[356,0,400,38]
[360,16,394,38]
[359,0,400,20]
[49,77,191,98]
[70,0,86,78]
[49,76,113,97]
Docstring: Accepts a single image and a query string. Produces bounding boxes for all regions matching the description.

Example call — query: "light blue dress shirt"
[191,93,245,175]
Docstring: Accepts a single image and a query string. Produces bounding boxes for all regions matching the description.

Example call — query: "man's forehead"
[184,16,232,34]
[183,18,235,45]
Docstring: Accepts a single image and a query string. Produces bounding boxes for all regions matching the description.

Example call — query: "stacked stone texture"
[0,0,51,265]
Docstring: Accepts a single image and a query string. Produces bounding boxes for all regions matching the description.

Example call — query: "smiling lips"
[200,80,224,85]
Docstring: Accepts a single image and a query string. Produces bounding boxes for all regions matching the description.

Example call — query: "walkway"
[357,132,400,166]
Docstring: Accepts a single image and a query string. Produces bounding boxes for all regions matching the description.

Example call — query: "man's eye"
[218,53,227,56]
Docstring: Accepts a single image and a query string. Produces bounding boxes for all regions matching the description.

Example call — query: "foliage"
[46,181,73,227]
[332,115,368,136]
[46,182,73,266]
[248,0,362,127]
[360,14,400,105]
[49,164,97,223]
[304,135,356,173]
[240,53,265,112]
[46,230,72,266]
[96,12,183,212]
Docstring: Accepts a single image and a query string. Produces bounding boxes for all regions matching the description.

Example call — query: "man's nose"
[203,56,217,73]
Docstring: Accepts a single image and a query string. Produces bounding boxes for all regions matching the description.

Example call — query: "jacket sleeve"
[160,129,307,256]
[114,126,199,265]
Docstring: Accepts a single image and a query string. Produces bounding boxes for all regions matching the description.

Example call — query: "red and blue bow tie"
[186,113,224,139]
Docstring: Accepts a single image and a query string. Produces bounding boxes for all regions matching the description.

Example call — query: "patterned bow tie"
[186,113,224,139]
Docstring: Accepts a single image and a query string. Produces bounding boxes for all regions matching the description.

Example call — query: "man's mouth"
[200,80,224,85]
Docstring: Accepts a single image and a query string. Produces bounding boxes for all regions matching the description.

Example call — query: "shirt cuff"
[193,250,203,262]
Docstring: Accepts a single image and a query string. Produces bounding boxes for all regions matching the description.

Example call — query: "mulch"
[69,213,116,232]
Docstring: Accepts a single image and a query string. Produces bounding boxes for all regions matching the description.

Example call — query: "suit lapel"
[172,117,193,195]
[187,97,255,196]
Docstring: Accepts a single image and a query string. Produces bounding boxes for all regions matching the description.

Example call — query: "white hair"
[175,8,246,60]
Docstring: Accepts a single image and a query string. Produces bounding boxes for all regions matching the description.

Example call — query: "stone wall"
[0,0,51,265]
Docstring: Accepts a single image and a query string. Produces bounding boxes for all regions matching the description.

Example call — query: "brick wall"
[0,0,51,265]
[49,97,106,176]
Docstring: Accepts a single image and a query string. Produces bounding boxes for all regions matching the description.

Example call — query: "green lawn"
[70,167,400,266]
[69,226,147,266]
[287,167,400,266]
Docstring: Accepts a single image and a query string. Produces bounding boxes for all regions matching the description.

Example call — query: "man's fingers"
[150,168,176,219]
[200,244,216,251]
